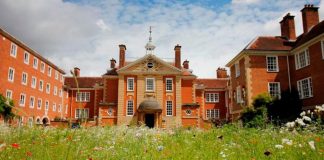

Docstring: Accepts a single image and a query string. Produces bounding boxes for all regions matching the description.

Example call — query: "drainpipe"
[286,55,291,92]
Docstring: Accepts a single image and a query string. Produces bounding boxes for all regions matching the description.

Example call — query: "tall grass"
[0,124,323,159]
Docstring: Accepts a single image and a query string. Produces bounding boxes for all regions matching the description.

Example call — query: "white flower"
[285,122,295,128]
[282,138,293,145]
[308,141,315,150]
[275,144,284,149]
[157,145,164,151]
[300,111,306,116]
[302,116,311,122]
[295,118,306,126]
[307,110,311,114]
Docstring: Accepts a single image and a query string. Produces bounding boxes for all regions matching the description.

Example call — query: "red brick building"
[0,28,68,126]
[64,39,229,128]
[64,29,230,128]
[226,4,324,119]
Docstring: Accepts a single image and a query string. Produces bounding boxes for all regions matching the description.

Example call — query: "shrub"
[241,107,267,128]
[0,94,15,123]
[268,88,302,123]
[241,93,271,128]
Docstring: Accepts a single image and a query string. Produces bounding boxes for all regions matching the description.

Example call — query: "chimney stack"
[301,4,319,33]
[74,67,80,77]
[110,58,116,69]
[280,13,296,40]
[119,44,126,68]
[183,60,189,69]
[174,44,181,69]
[217,68,228,79]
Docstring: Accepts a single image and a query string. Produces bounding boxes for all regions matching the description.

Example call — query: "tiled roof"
[195,79,228,89]
[245,36,292,51]
[294,20,324,49]
[65,77,103,88]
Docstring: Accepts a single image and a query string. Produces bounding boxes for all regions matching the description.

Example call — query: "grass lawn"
[0,125,323,160]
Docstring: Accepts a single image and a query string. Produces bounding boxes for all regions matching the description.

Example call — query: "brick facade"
[226,4,324,119]
[0,28,67,126]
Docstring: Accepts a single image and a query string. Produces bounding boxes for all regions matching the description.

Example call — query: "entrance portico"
[138,97,162,128]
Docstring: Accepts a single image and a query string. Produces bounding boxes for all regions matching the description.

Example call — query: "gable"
[117,54,182,75]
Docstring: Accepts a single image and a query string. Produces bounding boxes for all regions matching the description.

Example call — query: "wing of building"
[226,4,324,119]
[0,28,67,126]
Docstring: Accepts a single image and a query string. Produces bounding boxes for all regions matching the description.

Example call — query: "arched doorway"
[138,97,162,128]
[145,114,155,128]
[42,117,49,126]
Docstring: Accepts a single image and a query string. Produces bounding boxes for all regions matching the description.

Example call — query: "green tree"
[0,94,15,123]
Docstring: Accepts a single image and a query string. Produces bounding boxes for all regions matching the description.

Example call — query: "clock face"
[147,62,154,68]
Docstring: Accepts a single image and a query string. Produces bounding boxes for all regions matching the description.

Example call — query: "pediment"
[117,54,182,75]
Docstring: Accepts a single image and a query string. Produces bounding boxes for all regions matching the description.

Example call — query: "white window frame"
[53,103,56,111]
[29,96,35,108]
[236,86,242,104]
[55,71,59,80]
[39,80,44,91]
[40,62,45,73]
[126,100,134,116]
[45,101,49,111]
[58,104,62,112]
[48,67,52,77]
[46,83,51,94]
[10,43,17,58]
[75,108,89,119]
[76,92,90,102]
[33,58,38,69]
[24,52,29,64]
[37,98,42,110]
[235,62,240,77]
[205,93,220,103]
[166,78,173,92]
[166,100,173,116]
[21,72,28,85]
[31,76,37,89]
[54,86,58,96]
[127,77,134,91]
[206,109,220,119]
[146,78,155,92]
[59,89,62,97]
[6,90,13,99]
[321,40,324,60]
[295,49,310,70]
[8,67,15,82]
[60,74,64,82]
[266,56,279,72]
[297,77,313,99]
[19,93,26,107]
[268,82,281,99]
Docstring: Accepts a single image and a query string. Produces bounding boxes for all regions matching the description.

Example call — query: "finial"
[145,26,156,54]
[149,26,152,42]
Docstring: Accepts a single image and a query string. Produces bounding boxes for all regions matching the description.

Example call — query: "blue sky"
[0,0,323,77]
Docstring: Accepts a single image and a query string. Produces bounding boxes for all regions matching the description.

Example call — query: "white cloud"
[232,0,260,4]
[0,0,323,78]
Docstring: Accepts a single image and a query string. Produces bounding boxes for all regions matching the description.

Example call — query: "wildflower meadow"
[0,123,323,160]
